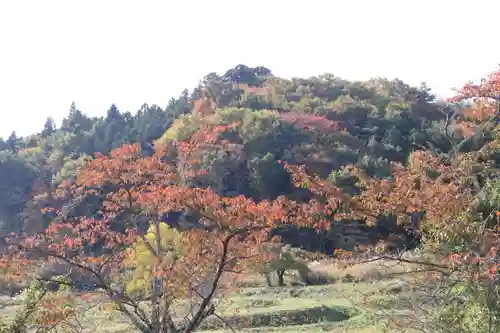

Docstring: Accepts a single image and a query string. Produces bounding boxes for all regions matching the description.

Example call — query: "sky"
[0,0,498,139]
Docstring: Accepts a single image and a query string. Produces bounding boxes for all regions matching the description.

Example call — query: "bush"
[35,262,99,291]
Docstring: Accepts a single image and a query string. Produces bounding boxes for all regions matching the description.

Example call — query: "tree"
[192,96,216,117]
[61,102,93,134]
[122,222,188,298]
[0,151,38,234]
[270,68,499,331]
[42,117,56,138]
[221,64,269,85]
[285,154,499,333]
[334,69,499,333]
[255,243,312,287]
[7,143,328,333]
[6,131,20,153]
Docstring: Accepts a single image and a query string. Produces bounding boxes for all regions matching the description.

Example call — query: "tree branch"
[182,228,248,333]
[22,245,153,333]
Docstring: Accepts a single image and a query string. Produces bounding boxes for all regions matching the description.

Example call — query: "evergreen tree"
[41,117,56,138]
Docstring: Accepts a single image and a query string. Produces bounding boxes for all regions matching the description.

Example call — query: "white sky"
[0,0,498,138]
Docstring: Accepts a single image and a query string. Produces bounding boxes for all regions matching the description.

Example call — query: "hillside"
[0,64,498,333]
[1,64,454,247]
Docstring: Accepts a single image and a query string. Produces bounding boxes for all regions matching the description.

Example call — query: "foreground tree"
[3,143,328,333]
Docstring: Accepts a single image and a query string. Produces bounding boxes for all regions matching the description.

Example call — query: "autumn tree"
[4,143,330,333]
[285,140,499,333]
[294,69,500,333]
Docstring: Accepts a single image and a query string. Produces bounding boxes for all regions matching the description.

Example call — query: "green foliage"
[52,155,89,186]
[479,179,500,213]
[215,107,249,124]
[0,150,39,234]
[0,280,63,333]
[0,283,42,333]
[239,110,281,143]
[430,279,500,333]
[249,153,292,199]
[159,114,205,142]
[2,63,500,333]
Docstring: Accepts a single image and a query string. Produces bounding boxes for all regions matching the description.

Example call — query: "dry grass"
[309,257,422,282]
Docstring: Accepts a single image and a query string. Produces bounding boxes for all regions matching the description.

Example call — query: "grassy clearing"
[0,260,423,332]
[197,279,415,333]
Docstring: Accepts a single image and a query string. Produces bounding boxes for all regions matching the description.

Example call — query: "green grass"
[197,281,407,332]
[0,278,418,333]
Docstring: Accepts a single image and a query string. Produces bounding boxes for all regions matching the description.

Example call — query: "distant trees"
[0,63,491,249]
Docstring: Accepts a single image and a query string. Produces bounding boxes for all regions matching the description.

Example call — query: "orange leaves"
[450,68,500,102]
[280,112,343,132]
[193,96,216,117]
[461,99,497,121]
[455,120,477,139]
[282,163,348,200]
[333,248,353,259]
[487,265,497,278]
[364,152,470,226]
[445,245,499,281]
[0,256,30,281]
[76,143,177,191]
[283,162,376,222]
[178,122,241,155]
[17,142,339,309]
[85,256,103,265]
[282,145,473,231]
[174,122,245,183]
[448,68,500,145]
[32,294,79,330]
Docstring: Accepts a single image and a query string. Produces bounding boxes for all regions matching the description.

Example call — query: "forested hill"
[0,64,489,252]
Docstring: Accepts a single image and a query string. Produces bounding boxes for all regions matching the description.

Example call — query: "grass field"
[0,260,424,332]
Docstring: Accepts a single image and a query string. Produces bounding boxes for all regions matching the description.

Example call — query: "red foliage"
[280,112,343,132]
[449,68,500,140]
[449,69,500,102]
[176,122,244,183]
[442,69,500,281]
[282,151,469,225]
[6,143,333,332]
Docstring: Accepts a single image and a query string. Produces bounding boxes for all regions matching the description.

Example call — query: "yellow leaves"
[122,222,189,297]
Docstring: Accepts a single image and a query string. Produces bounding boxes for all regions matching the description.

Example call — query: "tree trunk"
[151,219,164,333]
[277,269,286,287]
[264,272,273,287]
